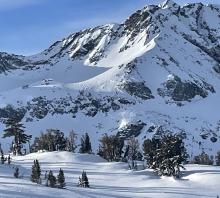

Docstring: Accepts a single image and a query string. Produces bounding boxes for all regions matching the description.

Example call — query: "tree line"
[2,117,220,178]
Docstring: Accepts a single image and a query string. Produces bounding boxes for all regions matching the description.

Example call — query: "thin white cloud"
[0,0,43,10]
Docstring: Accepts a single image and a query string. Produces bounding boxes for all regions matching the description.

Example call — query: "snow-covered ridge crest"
[160,0,179,8]
[0,0,220,157]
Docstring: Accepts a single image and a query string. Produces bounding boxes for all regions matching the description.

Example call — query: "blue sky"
[0,0,218,55]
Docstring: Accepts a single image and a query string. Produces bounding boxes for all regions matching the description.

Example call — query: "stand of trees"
[97,134,124,162]
[190,151,220,166]
[31,130,77,153]
[193,152,214,165]
[31,129,66,152]
[29,160,87,189]
[3,117,220,180]
[30,160,67,188]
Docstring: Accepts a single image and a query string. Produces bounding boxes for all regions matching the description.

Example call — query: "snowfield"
[0,151,218,198]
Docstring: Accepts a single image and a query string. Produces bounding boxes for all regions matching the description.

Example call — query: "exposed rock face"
[0,105,26,121]
[0,52,51,74]
[122,82,154,100]
[158,75,215,102]
[0,53,27,73]
[0,92,135,122]
[117,121,146,139]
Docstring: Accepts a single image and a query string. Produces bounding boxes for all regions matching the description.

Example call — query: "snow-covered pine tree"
[14,167,19,178]
[2,118,32,156]
[81,171,89,188]
[143,133,188,177]
[57,168,66,188]
[31,160,41,184]
[78,176,82,187]
[48,170,56,188]
[79,133,92,154]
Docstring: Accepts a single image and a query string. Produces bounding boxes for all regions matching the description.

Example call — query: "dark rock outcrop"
[158,75,215,102]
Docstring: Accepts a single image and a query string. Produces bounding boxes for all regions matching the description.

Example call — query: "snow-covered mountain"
[1,0,220,157]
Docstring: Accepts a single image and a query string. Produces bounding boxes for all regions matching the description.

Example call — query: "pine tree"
[143,133,188,177]
[78,171,90,188]
[78,176,82,187]
[8,154,11,165]
[66,130,77,152]
[48,170,56,188]
[2,118,32,155]
[31,160,41,184]
[81,171,89,188]
[31,160,36,182]
[1,150,4,164]
[216,151,220,166]
[57,168,66,188]
[54,130,66,151]
[79,133,92,154]
[14,167,19,178]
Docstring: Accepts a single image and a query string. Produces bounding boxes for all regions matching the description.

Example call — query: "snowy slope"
[1,0,220,157]
[0,151,218,198]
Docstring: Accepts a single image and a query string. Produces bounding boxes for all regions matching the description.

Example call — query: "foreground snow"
[0,151,218,198]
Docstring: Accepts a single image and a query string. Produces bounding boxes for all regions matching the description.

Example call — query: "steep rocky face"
[1,0,220,156]
[157,75,215,103]
[0,52,27,73]
[0,93,134,122]
[0,52,51,74]
[122,81,154,100]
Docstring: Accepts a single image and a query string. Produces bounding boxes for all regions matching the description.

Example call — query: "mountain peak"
[160,0,179,9]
